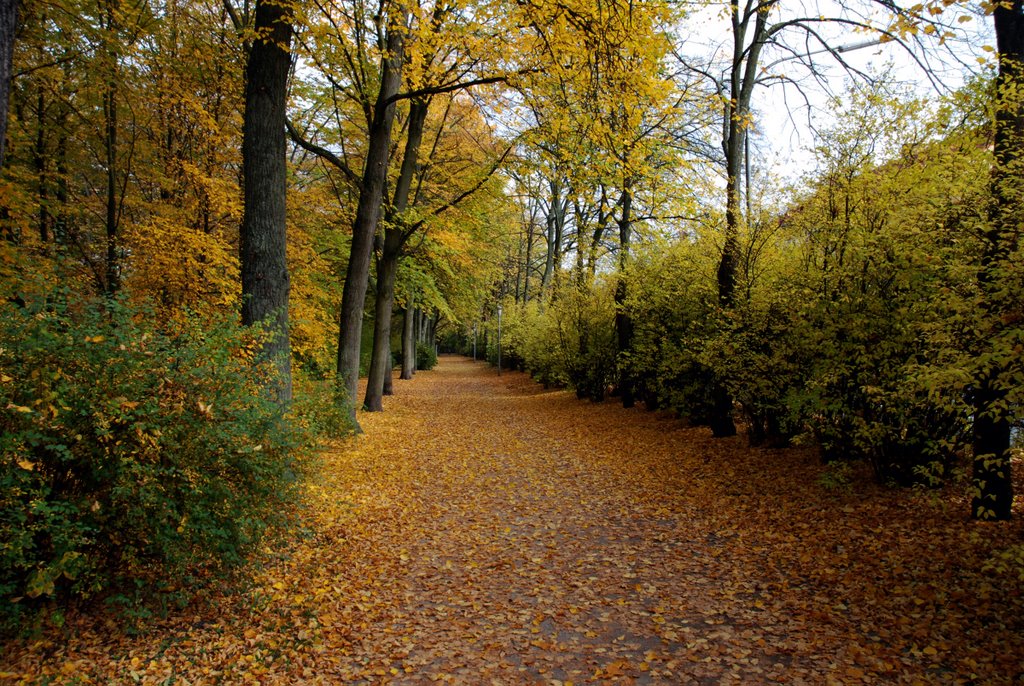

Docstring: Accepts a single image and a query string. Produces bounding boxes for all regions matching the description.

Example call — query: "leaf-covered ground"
[3,356,1024,684]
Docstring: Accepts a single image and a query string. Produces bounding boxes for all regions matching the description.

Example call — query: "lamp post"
[497,305,502,376]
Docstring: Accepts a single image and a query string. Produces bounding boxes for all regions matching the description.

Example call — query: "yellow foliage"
[123,217,239,316]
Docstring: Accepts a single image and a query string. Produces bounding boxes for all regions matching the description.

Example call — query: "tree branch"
[285,119,360,187]
[384,74,512,107]
[406,144,515,237]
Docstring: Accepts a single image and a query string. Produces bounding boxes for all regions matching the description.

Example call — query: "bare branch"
[285,119,360,187]
[407,144,515,237]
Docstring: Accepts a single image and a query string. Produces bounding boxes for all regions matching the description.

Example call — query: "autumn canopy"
[0,0,1022,679]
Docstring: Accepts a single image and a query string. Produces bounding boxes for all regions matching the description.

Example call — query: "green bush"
[0,292,305,633]
[416,342,438,371]
[625,245,722,423]
[490,284,616,396]
[290,372,358,440]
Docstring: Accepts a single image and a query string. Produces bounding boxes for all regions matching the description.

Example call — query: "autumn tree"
[1,0,155,294]
[676,0,961,437]
[362,2,513,412]
[971,0,1023,520]
[290,0,514,415]
[238,0,295,404]
[511,0,687,406]
[288,0,409,423]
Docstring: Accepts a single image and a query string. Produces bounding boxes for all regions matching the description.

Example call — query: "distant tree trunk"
[573,202,586,287]
[541,214,555,293]
[365,97,428,411]
[102,0,121,296]
[54,116,68,242]
[708,3,768,439]
[552,193,564,288]
[336,10,407,423]
[523,219,535,302]
[588,186,610,276]
[514,233,524,302]
[971,1,1022,521]
[0,0,16,168]
[575,201,600,401]
[240,0,294,404]
[35,89,49,245]
[541,178,565,294]
[401,299,415,380]
[364,245,398,410]
[708,120,741,435]
[614,185,634,409]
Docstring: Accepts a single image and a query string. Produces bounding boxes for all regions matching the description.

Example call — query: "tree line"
[0,0,1019,631]
[464,0,1021,525]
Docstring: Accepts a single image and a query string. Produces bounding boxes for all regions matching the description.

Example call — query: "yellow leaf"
[17,459,35,471]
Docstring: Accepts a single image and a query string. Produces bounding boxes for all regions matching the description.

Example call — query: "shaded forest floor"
[3,356,1024,684]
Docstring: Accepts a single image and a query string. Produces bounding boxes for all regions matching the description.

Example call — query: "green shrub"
[416,342,438,371]
[290,372,358,440]
[491,282,616,396]
[0,292,305,633]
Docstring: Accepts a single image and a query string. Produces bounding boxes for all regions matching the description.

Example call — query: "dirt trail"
[3,356,1022,684]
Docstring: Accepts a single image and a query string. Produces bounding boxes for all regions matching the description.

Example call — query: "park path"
[4,356,1022,684]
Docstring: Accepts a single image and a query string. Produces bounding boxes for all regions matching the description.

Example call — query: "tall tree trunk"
[364,98,428,411]
[54,114,68,242]
[708,120,741,437]
[240,0,294,405]
[614,185,634,409]
[364,242,399,410]
[336,10,407,422]
[523,218,534,302]
[574,202,586,287]
[401,297,415,380]
[514,227,524,303]
[102,0,120,296]
[709,2,769,439]
[35,89,49,245]
[971,1,1022,521]
[541,178,563,294]
[0,0,16,168]
[588,186,610,276]
[575,201,597,400]
[552,190,565,290]
[382,337,395,395]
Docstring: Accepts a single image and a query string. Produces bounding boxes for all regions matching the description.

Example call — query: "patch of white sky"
[674,0,996,178]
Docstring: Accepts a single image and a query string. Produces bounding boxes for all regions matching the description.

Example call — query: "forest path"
[4,356,1022,684]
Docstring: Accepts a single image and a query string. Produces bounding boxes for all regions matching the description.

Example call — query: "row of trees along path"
[3,356,1023,683]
